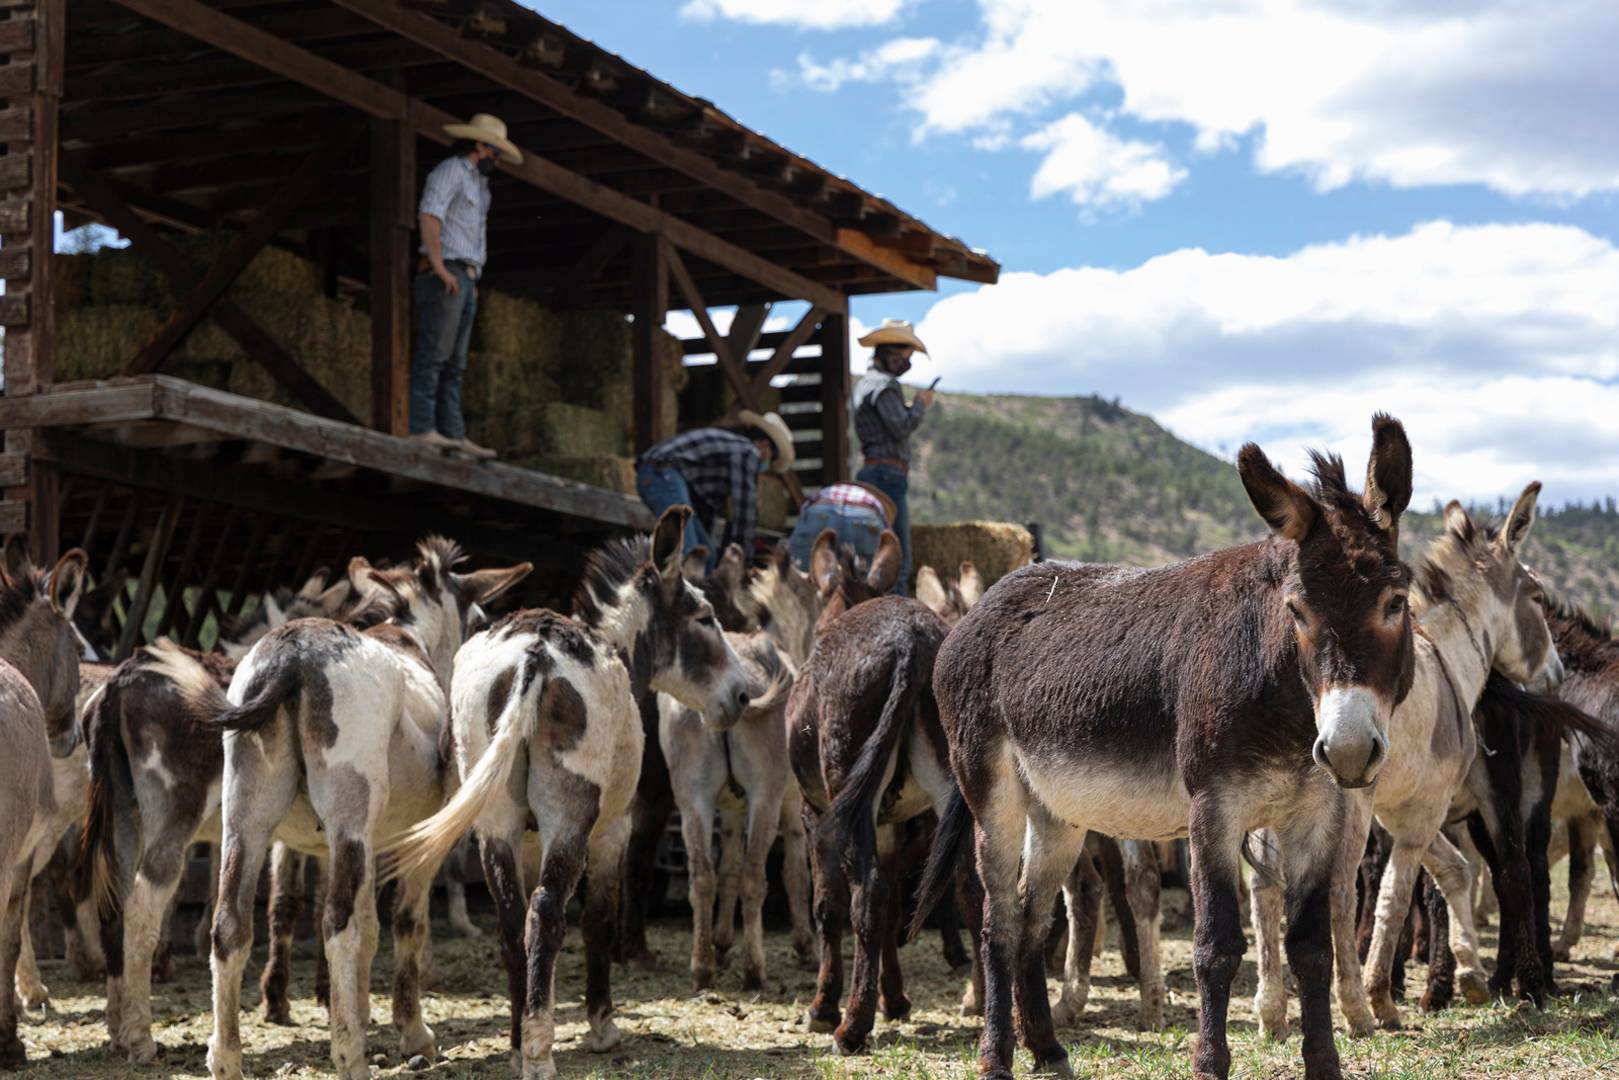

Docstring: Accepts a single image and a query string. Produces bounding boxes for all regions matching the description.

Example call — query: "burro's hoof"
[806,1009,840,1034]
[1458,970,1491,1006]
[585,1018,622,1053]
[1032,1054,1073,1079]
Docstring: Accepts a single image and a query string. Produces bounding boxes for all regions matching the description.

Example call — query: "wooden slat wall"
[0,0,62,560]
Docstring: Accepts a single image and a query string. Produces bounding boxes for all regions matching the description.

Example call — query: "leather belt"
[416,256,480,280]
[863,457,909,473]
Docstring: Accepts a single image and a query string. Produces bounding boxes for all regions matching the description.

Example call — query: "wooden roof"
[58,0,1001,309]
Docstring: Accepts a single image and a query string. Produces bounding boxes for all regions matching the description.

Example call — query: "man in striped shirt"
[410,113,521,459]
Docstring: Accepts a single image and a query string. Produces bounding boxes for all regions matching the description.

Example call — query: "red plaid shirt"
[806,483,890,527]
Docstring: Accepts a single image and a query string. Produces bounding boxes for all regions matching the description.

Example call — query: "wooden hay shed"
[0,0,998,651]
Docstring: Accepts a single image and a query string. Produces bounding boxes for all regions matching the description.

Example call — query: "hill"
[907,391,1619,619]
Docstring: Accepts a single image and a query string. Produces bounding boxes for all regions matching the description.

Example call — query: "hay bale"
[472,290,562,367]
[87,249,168,306]
[601,333,684,444]
[174,233,320,296]
[55,254,91,310]
[525,455,637,495]
[910,522,1034,588]
[463,352,558,428]
[55,304,161,381]
[759,474,790,532]
[504,402,625,458]
[556,309,630,407]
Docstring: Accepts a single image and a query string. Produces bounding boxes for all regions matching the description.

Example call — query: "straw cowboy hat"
[858,318,928,355]
[443,113,523,165]
[850,481,898,525]
[739,409,795,474]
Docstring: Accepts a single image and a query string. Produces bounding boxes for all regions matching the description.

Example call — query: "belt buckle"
[465,264,479,281]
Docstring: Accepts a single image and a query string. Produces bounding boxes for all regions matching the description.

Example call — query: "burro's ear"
[681,546,710,582]
[2,534,29,583]
[1442,500,1473,541]
[809,528,840,591]
[1498,481,1542,554]
[957,562,985,610]
[348,555,390,599]
[652,506,690,586]
[264,591,288,627]
[297,568,330,600]
[915,565,949,618]
[1238,445,1318,543]
[1363,412,1413,533]
[867,530,903,594]
[316,578,353,614]
[453,562,534,606]
[716,544,746,595]
[49,548,89,619]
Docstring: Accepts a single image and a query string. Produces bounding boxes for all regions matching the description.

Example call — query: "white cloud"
[682,0,911,31]
[795,37,940,92]
[807,0,1619,198]
[1020,113,1185,210]
[907,221,1619,504]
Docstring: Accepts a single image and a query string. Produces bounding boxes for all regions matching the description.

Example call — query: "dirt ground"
[16,870,1619,1079]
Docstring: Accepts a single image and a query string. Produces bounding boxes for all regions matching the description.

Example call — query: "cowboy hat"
[443,113,523,165]
[739,410,795,475]
[858,318,928,355]
[850,481,898,526]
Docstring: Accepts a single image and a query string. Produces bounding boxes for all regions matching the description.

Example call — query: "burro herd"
[4,413,1619,1080]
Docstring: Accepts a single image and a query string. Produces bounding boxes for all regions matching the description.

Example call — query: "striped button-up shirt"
[418,156,490,270]
[641,428,762,554]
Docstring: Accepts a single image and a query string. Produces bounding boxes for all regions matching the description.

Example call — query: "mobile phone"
[927,377,941,391]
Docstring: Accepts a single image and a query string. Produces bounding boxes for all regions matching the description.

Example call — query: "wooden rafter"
[60,157,360,424]
[107,0,848,312]
[749,305,827,391]
[126,135,349,376]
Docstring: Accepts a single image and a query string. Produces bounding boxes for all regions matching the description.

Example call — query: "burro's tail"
[380,653,542,884]
[72,680,127,916]
[905,785,970,942]
[821,635,925,884]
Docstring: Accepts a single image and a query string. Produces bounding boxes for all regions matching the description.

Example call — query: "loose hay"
[910,521,1034,587]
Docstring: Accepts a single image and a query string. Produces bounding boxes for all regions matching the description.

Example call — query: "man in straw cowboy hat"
[636,411,796,570]
[409,113,522,460]
[853,318,933,594]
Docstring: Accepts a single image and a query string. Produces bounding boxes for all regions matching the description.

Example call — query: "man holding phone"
[852,318,934,594]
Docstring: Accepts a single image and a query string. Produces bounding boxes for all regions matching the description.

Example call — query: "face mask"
[477,155,497,176]
[887,354,913,378]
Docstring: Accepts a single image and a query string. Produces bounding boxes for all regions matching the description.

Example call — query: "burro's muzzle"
[1312,685,1389,789]
[1527,647,1566,696]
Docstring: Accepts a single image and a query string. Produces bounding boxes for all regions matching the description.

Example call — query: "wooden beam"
[369,113,412,434]
[727,303,769,361]
[629,232,667,455]
[750,305,826,391]
[60,158,361,424]
[126,138,345,376]
[819,312,851,486]
[555,224,631,308]
[107,0,848,312]
[114,495,183,660]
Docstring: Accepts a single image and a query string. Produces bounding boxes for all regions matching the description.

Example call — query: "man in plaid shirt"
[637,411,795,568]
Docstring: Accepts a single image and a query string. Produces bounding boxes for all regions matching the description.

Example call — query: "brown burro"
[789,528,966,1056]
[912,413,1418,1080]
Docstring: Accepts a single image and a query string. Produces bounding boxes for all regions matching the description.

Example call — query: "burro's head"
[1239,413,1415,790]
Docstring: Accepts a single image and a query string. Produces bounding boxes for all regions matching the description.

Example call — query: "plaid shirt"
[806,483,890,527]
[641,428,762,553]
[418,156,490,269]
[853,368,926,464]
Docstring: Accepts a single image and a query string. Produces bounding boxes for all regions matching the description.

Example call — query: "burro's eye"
[696,613,717,629]
[1386,594,1407,619]
[1286,600,1307,627]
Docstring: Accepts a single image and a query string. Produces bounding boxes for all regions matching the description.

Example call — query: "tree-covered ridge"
[908,392,1619,620]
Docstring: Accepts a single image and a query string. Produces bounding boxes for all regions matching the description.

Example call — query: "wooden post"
[0,0,63,560]
[630,233,668,455]
[370,114,413,434]
[819,311,851,486]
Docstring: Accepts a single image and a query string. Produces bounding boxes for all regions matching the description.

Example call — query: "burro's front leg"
[390,873,438,1062]
[1329,793,1378,1036]
[1188,794,1248,1080]
[741,788,787,991]
[1277,803,1347,1080]
[1051,844,1103,1027]
[1248,827,1289,1040]
[1121,839,1166,1030]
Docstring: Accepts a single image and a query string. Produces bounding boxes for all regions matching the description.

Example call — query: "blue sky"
[528,1,1619,508]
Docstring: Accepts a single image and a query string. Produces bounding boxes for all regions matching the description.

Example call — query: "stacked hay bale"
[53,238,672,499]
[911,521,1035,588]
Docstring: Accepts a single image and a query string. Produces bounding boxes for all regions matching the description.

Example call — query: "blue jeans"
[856,463,910,595]
[789,501,886,573]
[410,265,478,438]
[636,462,714,567]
